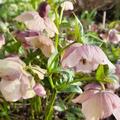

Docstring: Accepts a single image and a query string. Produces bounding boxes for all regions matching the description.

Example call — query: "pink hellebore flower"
[0,56,36,102]
[14,30,39,48]
[33,84,46,97]
[61,43,115,73]
[14,30,55,57]
[108,29,120,44]
[61,1,74,11]
[15,2,58,37]
[73,83,120,120]
[0,34,5,49]
[0,73,35,102]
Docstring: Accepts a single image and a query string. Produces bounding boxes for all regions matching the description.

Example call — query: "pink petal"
[0,79,21,102]
[61,43,81,61]
[72,90,98,103]
[84,83,101,91]
[113,107,120,120]
[20,73,35,99]
[44,18,58,37]
[100,92,113,118]
[108,29,120,44]
[0,59,23,80]
[107,92,120,109]
[33,84,46,97]
[62,48,81,68]
[15,11,45,31]
[82,94,102,120]
[25,34,55,57]
[14,30,39,49]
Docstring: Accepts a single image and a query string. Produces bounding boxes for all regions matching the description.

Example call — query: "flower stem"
[100,82,105,90]
[45,90,57,120]
[49,74,55,89]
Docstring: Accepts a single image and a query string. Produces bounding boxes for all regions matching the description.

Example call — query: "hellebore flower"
[33,84,46,97]
[14,30,55,57]
[108,29,120,44]
[0,34,5,49]
[15,2,58,37]
[0,56,46,101]
[13,30,39,48]
[61,43,115,73]
[0,56,36,101]
[61,1,74,11]
[73,83,120,120]
[0,73,35,102]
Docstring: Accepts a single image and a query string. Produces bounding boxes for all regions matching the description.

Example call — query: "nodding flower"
[14,30,55,57]
[0,56,46,102]
[15,2,58,37]
[108,29,120,44]
[0,56,35,102]
[73,83,120,120]
[61,43,115,73]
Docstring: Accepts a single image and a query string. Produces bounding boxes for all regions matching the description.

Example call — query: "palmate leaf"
[55,69,75,91]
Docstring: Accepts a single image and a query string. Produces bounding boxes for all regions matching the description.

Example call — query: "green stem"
[55,34,59,49]
[6,29,17,42]
[49,74,55,89]
[55,7,59,50]
[59,5,64,25]
[45,90,57,120]
[100,82,105,90]
[49,41,76,70]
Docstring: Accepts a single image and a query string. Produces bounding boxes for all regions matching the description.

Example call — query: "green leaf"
[64,85,82,93]
[47,51,58,73]
[54,99,66,112]
[96,65,105,81]
[96,65,109,82]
